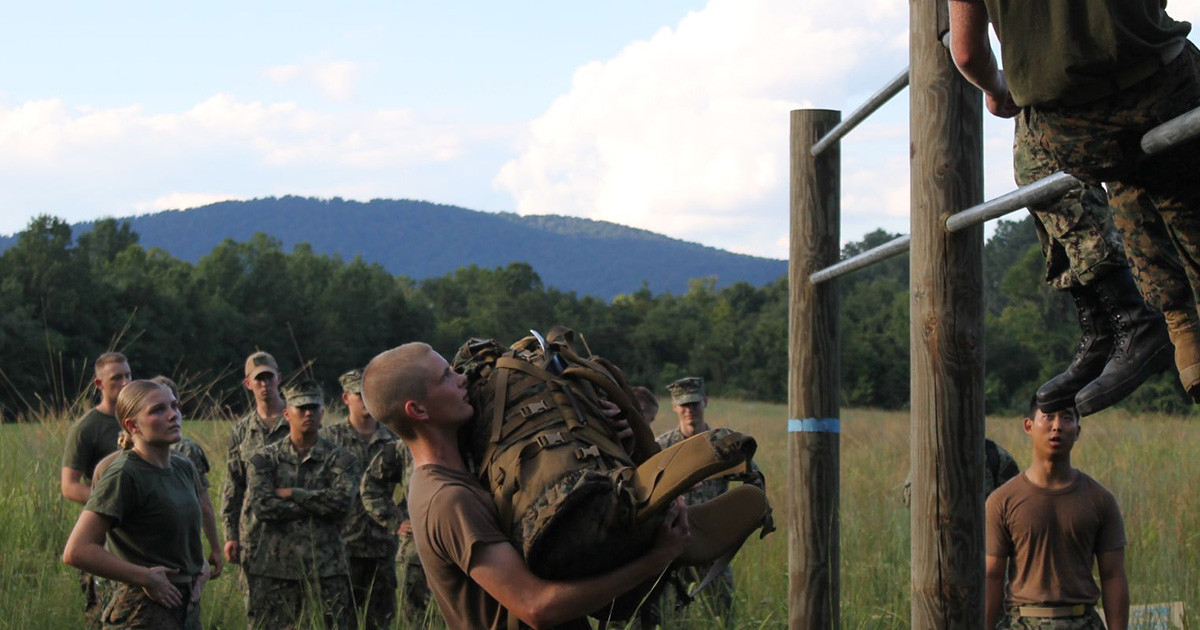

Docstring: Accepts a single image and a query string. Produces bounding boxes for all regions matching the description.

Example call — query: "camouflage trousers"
[398,539,431,623]
[1025,42,1200,312]
[997,606,1104,629]
[1014,115,1127,290]
[246,574,351,630]
[347,556,396,630]
[101,581,193,630]
[80,570,117,629]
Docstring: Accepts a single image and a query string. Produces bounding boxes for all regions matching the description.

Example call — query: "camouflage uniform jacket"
[172,435,211,489]
[655,427,765,505]
[220,410,290,545]
[360,441,418,564]
[245,436,360,580]
[319,421,401,559]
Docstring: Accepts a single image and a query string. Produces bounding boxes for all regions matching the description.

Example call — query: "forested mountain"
[0,197,786,299]
[0,213,1189,421]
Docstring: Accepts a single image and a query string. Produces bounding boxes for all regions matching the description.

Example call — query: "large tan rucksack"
[450,327,774,593]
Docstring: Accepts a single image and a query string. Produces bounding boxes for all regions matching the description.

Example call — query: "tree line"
[0,214,1189,421]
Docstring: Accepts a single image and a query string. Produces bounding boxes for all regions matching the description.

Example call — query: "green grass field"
[1,402,1196,628]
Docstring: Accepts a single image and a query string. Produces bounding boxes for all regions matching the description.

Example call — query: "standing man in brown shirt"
[361,342,691,630]
[985,397,1129,629]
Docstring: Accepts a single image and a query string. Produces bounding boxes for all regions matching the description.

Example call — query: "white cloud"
[262,59,362,102]
[131,192,243,213]
[494,0,910,258]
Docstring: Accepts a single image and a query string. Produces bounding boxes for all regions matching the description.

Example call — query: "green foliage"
[0,214,1191,417]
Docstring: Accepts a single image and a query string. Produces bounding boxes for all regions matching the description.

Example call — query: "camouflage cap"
[339,368,363,394]
[244,351,279,379]
[667,376,705,405]
[283,379,324,407]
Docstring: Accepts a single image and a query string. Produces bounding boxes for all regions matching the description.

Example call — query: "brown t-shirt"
[408,464,511,630]
[986,471,1126,606]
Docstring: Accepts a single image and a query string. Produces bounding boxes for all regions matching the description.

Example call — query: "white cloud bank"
[495,0,910,258]
[264,60,362,102]
[0,94,496,230]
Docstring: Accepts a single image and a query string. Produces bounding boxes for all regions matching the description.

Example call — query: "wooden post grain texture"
[788,109,841,630]
[909,0,986,627]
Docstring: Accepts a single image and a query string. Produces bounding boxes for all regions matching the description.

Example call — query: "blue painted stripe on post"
[787,418,840,433]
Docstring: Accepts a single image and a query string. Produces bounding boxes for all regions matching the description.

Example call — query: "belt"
[1048,40,1185,107]
[1018,604,1090,618]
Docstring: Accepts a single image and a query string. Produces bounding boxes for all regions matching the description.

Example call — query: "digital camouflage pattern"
[1014,116,1128,291]
[319,421,400,558]
[655,427,766,622]
[100,581,191,630]
[999,607,1105,629]
[244,436,359,580]
[220,410,289,548]
[360,440,431,620]
[1026,44,1200,313]
[246,574,352,630]
[320,421,400,629]
[172,436,210,489]
[902,438,1020,508]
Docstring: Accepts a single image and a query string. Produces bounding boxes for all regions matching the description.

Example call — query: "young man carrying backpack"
[361,342,691,630]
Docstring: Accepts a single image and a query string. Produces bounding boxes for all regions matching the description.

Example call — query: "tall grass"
[2,402,1196,628]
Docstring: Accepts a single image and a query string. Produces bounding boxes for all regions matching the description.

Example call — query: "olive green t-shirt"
[86,451,206,578]
[61,408,121,482]
[983,0,1191,105]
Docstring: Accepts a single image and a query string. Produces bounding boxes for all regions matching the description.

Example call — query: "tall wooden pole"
[788,109,841,630]
[909,0,986,627]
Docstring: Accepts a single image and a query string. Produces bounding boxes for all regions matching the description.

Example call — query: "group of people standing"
[59,350,428,629]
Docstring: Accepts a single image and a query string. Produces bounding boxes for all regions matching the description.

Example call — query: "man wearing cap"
[319,369,402,629]
[220,351,290,602]
[245,380,360,629]
[61,351,132,627]
[656,376,763,623]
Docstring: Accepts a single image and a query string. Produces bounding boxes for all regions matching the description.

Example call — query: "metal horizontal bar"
[944,171,1082,233]
[809,234,910,285]
[1141,105,1200,155]
[810,69,910,157]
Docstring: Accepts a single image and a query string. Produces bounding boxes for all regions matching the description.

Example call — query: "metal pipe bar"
[809,233,910,284]
[944,171,1081,233]
[810,69,910,157]
[1142,105,1200,155]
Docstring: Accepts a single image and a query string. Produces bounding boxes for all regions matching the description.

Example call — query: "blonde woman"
[63,380,210,629]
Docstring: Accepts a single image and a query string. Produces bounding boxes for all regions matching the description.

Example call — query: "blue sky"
[3,1,1196,259]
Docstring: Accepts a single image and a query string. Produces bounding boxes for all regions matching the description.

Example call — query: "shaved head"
[362,342,434,439]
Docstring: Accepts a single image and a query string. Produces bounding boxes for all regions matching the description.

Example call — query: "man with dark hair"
[950,0,1200,410]
[320,368,402,629]
[361,342,691,630]
[61,351,132,627]
[985,399,1128,628]
[246,380,359,629]
[631,385,659,426]
[220,351,289,602]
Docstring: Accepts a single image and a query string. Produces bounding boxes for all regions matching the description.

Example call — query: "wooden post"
[909,0,986,627]
[789,109,841,630]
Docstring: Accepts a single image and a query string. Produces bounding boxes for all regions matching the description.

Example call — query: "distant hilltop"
[0,196,786,299]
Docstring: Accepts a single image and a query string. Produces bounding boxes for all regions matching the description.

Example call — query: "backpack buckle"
[536,432,567,448]
[519,400,551,418]
[575,445,600,460]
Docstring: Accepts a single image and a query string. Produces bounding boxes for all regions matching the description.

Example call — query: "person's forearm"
[948,0,1006,96]
[200,493,221,554]
[64,540,154,586]
[1101,575,1130,630]
[61,470,91,504]
[984,573,1005,628]
[523,547,674,628]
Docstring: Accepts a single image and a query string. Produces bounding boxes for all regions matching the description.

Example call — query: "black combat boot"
[1035,286,1113,412]
[1074,268,1172,416]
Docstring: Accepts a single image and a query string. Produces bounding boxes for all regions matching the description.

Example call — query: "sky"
[2,1,1198,260]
